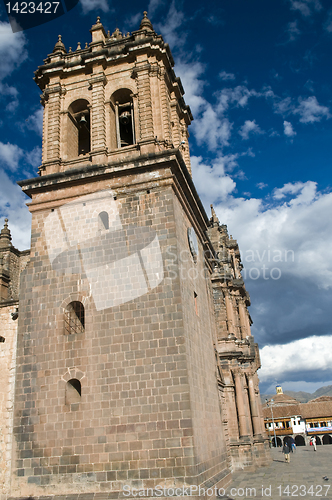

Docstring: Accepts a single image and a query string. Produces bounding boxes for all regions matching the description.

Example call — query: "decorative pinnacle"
[53,34,66,54]
[0,218,12,247]
[96,16,101,23]
[210,204,219,224]
[139,11,153,31]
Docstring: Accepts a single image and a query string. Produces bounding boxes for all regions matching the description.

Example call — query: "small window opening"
[66,378,81,405]
[0,336,5,343]
[111,89,135,149]
[98,211,109,230]
[68,99,91,158]
[65,301,85,334]
[117,103,134,147]
[78,113,90,155]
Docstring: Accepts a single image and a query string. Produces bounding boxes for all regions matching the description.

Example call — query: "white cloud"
[271,95,293,115]
[155,2,186,49]
[176,61,206,116]
[257,182,268,190]
[289,0,322,17]
[265,91,330,125]
[25,146,42,168]
[304,79,315,92]
[238,120,264,140]
[0,170,31,250]
[219,71,235,81]
[273,180,316,205]
[176,62,235,150]
[25,107,43,136]
[147,0,164,16]
[217,86,259,113]
[0,82,19,111]
[0,141,42,172]
[218,181,331,289]
[294,96,331,123]
[0,22,27,81]
[283,120,296,137]
[285,20,301,42]
[184,83,261,149]
[0,142,24,171]
[80,0,109,14]
[191,155,236,204]
[193,106,233,149]
[324,10,332,32]
[259,335,332,384]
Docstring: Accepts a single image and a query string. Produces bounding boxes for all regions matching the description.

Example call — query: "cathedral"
[0,13,270,500]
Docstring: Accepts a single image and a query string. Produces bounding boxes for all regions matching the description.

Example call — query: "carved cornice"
[41,85,66,104]
[89,73,107,86]
[131,63,151,78]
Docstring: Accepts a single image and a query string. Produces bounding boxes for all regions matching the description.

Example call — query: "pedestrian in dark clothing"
[283,443,290,463]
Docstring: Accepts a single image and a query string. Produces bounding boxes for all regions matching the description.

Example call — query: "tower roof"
[139,11,154,31]
[0,219,12,248]
[53,35,66,54]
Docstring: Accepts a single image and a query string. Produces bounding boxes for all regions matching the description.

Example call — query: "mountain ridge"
[260,385,332,404]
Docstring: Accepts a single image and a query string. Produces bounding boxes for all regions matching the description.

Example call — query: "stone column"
[253,373,266,435]
[159,68,172,144]
[90,73,107,162]
[248,374,261,436]
[45,85,64,165]
[0,262,9,300]
[134,63,155,152]
[233,369,249,437]
[170,95,181,147]
[238,300,250,338]
[224,293,235,335]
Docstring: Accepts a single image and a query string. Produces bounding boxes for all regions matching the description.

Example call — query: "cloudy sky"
[1,0,332,394]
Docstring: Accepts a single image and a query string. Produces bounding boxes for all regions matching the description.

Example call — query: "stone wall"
[0,303,19,494]
[11,155,230,497]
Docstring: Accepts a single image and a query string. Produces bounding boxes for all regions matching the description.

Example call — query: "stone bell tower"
[8,14,240,500]
[36,13,192,176]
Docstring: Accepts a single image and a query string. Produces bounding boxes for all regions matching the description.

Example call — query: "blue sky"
[1,0,332,394]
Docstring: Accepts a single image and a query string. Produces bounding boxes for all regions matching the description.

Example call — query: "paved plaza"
[222,446,332,500]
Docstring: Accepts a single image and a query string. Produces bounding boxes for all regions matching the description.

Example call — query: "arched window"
[98,211,109,230]
[67,99,90,158]
[65,301,85,334]
[110,89,135,149]
[65,379,81,405]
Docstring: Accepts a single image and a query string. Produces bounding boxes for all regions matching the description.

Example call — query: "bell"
[79,115,87,124]
[119,111,131,125]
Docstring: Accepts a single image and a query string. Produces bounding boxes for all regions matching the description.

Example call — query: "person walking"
[283,442,291,463]
[312,436,317,451]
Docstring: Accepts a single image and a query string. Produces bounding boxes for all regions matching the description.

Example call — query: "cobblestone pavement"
[222,446,332,500]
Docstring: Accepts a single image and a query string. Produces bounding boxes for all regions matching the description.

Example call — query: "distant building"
[262,386,332,446]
